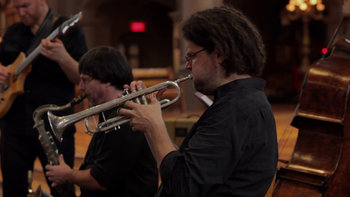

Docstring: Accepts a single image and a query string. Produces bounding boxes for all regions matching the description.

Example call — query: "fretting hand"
[0,64,10,86]
[40,38,70,64]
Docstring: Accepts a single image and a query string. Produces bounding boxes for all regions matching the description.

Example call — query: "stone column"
[47,0,112,50]
[79,7,112,49]
[47,0,87,19]
[168,11,181,75]
[177,0,223,111]
[0,12,6,38]
[46,0,58,13]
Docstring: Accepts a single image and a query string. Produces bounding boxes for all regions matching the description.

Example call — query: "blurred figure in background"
[0,0,87,196]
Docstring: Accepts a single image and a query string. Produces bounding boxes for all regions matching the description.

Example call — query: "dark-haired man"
[119,5,278,197]
[45,46,159,197]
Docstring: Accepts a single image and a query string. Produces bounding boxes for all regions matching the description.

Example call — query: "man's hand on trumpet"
[119,80,166,132]
[118,80,176,168]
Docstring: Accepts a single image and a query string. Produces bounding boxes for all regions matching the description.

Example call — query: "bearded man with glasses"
[120,5,278,197]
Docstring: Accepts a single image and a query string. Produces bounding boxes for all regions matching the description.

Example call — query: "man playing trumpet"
[119,5,278,197]
[45,46,158,197]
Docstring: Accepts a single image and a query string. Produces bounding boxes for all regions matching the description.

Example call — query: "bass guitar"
[0,12,82,118]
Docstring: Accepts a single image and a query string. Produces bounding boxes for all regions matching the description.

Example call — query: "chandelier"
[281,0,326,78]
[286,0,325,12]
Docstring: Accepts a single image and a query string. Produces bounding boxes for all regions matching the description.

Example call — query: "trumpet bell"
[47,111,67,142]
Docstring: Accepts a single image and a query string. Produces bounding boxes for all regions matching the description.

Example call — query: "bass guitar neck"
[0,12,82,118]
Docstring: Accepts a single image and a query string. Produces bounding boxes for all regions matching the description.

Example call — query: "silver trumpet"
[48,74,193,141]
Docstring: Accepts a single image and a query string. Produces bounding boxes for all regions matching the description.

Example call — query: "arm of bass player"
[40,38,80,85]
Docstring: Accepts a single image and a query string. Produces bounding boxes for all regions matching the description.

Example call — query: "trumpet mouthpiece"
[69,95,87,106]
[175,74,193,84]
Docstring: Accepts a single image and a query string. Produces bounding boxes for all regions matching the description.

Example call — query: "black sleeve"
[159,102,249,196]
[0,24,22,66]
[59,21,88,62]
[89,124,148,189]
[38,16,87,85]
[0,29,9,64]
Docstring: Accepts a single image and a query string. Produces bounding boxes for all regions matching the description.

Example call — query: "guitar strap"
[25,10,59,55]
[154,184,164,197]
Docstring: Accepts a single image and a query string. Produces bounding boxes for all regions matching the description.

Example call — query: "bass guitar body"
[0,52,32,118]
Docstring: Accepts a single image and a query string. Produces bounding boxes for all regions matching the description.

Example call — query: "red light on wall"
[322,48,328,54]
[130,22,146,32]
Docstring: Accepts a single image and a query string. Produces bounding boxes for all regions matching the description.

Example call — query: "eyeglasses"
[80,77,93,86]
[185,48,206,63]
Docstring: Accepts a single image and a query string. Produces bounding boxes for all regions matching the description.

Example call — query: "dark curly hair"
[79,46,134,90]
[182,5,266,76]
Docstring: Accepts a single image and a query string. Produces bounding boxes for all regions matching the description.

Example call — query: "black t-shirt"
[0,10,88,136]
[79,108,159,197]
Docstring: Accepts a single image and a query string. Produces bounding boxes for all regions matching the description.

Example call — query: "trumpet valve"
[124,88,130,95]
[131,89,142,104]
[141,95,148,105]
[138,87,149,105]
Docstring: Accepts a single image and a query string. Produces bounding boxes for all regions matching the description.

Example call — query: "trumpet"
[48,74,193,141]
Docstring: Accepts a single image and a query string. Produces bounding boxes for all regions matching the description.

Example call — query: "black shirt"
[79,108,159,197]
[159,78,278,197]
[0,10,87,136]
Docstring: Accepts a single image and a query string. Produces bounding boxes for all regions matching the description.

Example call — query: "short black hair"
[79,46,134,90]
[182,5,266,76]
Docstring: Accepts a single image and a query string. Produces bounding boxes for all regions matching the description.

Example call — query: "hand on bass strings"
[40,38,70,64]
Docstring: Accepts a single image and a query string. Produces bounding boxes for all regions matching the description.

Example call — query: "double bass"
[272,1,350,196]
